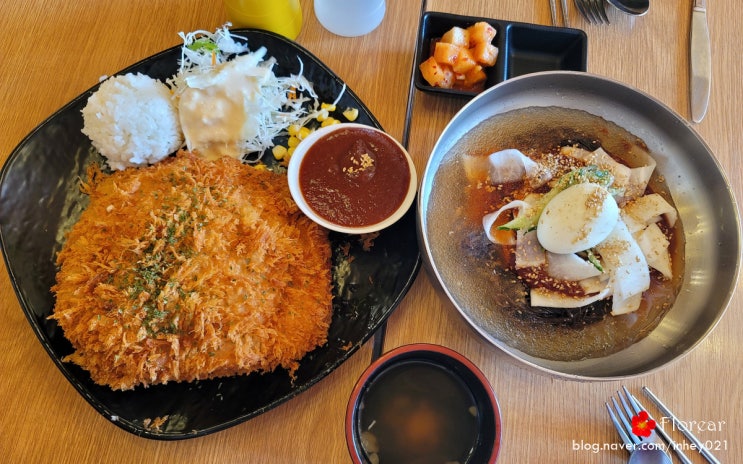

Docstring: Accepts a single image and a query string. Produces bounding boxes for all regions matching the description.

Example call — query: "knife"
[690,0,711,123]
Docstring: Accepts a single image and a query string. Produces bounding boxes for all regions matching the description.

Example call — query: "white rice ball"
[81,73,183,170]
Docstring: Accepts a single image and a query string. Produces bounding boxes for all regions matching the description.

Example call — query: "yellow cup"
[223,0,302,40]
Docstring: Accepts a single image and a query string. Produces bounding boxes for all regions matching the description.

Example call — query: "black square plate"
[0,28,420,440]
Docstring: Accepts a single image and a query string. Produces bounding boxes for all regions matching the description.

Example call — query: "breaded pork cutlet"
[51,151,333,390]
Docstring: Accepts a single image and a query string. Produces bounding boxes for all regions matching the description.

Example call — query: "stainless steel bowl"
[417,71,741,379]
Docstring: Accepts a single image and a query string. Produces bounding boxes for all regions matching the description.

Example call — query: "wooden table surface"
[1,0,740,462]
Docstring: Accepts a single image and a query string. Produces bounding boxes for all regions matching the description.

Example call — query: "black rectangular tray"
[415,11,588,97]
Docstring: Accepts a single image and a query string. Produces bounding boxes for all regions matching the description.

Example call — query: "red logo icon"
[631,410,656,438]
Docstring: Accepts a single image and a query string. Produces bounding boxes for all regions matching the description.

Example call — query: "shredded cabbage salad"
[168,24,346,162]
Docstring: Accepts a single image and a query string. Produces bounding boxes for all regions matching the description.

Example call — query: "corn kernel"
[321,117,340,127]
[321,102,336,112]
[287,136,300,148]
[316,109,329,122]
[272,145,288,160]
[343,107,359,121]
[298,127,311,140]
[253,163,268,171]
[288,147,296,156]
[288,124,301,136]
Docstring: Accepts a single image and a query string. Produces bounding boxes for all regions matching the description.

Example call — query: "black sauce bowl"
[504,23,588,79]
[345,343,502,463]
[415,11,587,98]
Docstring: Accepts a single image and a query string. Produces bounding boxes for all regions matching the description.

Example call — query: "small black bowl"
[414,11,587,98]
[504,23,588,79]
[345,343,501,463]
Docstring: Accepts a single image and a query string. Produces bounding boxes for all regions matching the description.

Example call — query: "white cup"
[313,0,386,37]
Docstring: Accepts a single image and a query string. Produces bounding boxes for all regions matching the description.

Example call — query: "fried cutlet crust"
[51,152,333,390]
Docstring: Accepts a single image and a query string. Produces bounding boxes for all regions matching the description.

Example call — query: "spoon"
[628,448,672,464]
[607,0,649,16]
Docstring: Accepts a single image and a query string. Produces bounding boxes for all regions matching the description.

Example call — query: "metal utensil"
[607,0,649,15]
[550,0,558,25]
[593,0,610,22]
[561,0,570,26]
[622,387,694,464]
[550,0,571,27]
[690,0,712,122]
[370,0,427,361]
[605,389,672,464]
[574,0,609,24]
[628,447,673,464]
[643,387,722,464]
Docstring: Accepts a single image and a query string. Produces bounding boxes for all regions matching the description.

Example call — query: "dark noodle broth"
[426,107,685,360]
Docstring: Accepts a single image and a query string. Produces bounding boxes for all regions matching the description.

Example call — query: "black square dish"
[414,11,587,98]
[0,28,420,440]
[414,12,506,98]
[504,23,587,79]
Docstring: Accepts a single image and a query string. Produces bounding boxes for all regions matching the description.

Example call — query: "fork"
[574,0,610,24]
[605,388,673,463]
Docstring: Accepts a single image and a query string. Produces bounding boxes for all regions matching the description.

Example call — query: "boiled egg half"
[537,183,619,254]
